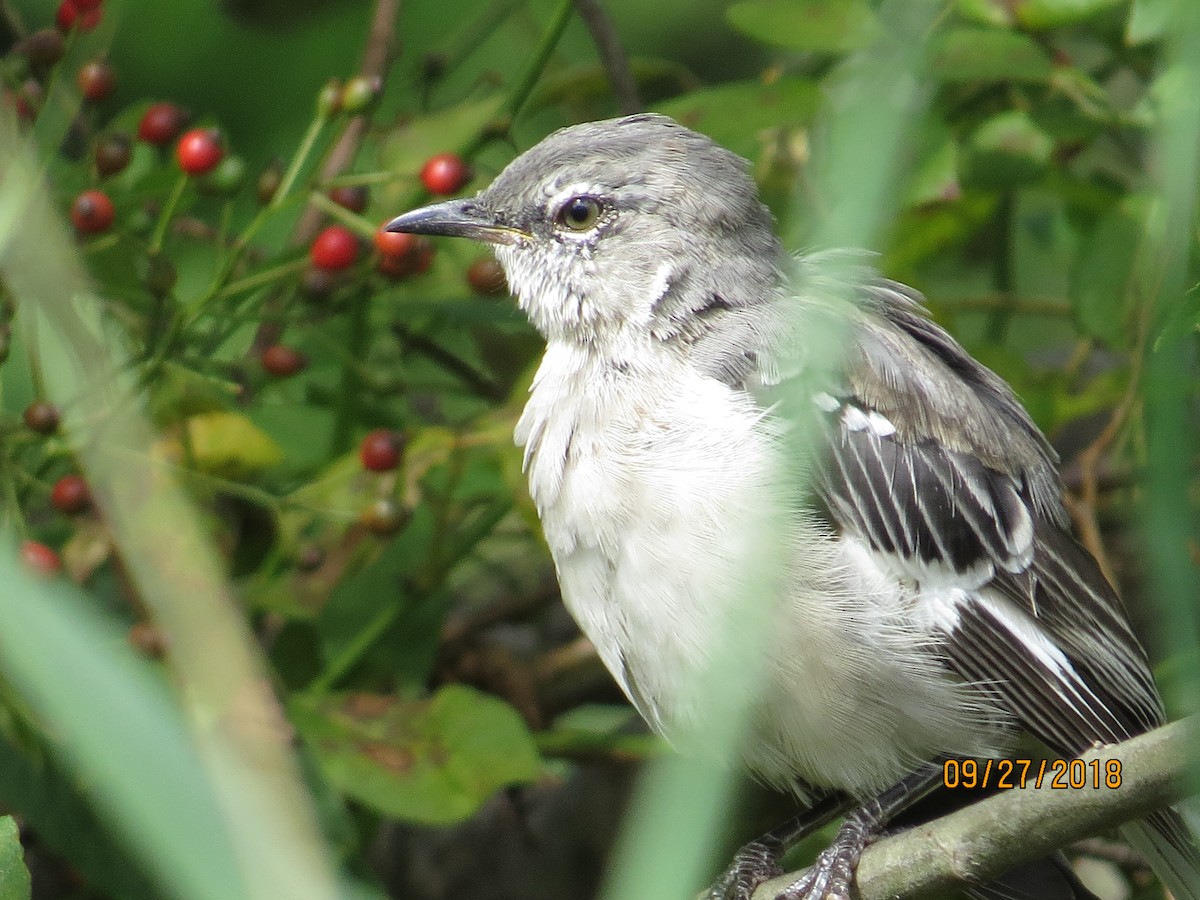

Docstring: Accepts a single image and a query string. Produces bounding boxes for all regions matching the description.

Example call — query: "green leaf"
[291,685,540,824]
[0,817,30,900]
[904,121,961,207]
[960,110,1054,188]
[1153,284,1200,348]
[926,27,1054,82]
[182,410,285,478]
[0,552,246,900]
[1127,0,1172,43]
[653,76,821,161]
[1014,0,1125,30]
[957,0,1016,27]
[1071,197,1147,347]
[1011,188,1076,301]
[725,0,879,52]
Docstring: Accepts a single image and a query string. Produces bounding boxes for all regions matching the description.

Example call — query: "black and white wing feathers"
[804,279,1164,754]
[794,277,1200,897]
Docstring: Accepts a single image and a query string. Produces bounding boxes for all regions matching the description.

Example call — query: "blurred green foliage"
[0,0,1196,898]
[0,816,30,900]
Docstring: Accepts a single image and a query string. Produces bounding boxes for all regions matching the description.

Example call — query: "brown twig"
[939,294,1073,318]
[572,0,642,114]
[439,576,559,645]
[1063,322,1145,585]
[250,0,401,355]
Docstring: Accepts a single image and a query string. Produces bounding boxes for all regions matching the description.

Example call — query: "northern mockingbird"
[386,114,1199,900]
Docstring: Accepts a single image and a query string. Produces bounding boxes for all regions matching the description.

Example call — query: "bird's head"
[385,114,783,346]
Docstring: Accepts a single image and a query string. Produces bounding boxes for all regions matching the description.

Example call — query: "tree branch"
[572,0,642,114]
[752,717,1200,899]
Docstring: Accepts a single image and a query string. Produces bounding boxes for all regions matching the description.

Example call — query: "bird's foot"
[769,811,876,900]
[706,837,784,900]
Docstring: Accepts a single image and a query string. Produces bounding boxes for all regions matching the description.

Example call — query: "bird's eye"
[555,196,603,232]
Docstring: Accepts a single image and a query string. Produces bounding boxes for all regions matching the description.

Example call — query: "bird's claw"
[769,813,873,900]
[706,838,784,900]
[708,811,874,900]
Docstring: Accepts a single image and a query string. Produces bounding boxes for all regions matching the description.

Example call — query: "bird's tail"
[1122,804,1200,900]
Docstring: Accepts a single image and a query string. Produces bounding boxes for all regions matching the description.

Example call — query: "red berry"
[375,236,433,280]
[420,153,470,195]
[261,344,308,377]
[23,29,65,68]
[56,0,102,31]
[6,88,35,123]
[359,429,405,471]
[23,401,60,435]
[138,102,187,147]
[77,61,116,101]
[412,240,435,275]
[466,257,508,295]
[375,253,412,280]
[70,189,115,234]
[51,474,90,513]
[329,184,369,213]
[176,128,224,176]
[20,540,61,576]
[310,225,359,271]
[94,131,132,177]
[374,224,418,259]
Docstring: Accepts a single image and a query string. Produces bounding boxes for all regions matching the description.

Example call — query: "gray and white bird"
[386,114,1199,900]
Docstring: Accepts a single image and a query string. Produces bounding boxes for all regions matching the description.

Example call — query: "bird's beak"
[384,198,526,245]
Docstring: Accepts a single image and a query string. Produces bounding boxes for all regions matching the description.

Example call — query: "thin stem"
[213,257,308,304]
[941,295,1072,317]
[393,324,504,401]
[328,288,372,459]
[307,598,409,696]
[23,303,44,399]
[305,190,377,237]
[307,499,511,695]
[148,173,188,255]
[427,0,523,91]
[504,0,574,123]
[448,0,577,180]
[269,115,329,215]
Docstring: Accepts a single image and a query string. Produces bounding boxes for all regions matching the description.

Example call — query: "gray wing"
[804,279,1164,754]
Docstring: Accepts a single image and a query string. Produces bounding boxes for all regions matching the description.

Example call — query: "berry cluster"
[7,3,507,585]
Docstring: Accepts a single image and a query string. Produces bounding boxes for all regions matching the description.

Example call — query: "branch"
[572,0,642,114]
[752,717,1200,899]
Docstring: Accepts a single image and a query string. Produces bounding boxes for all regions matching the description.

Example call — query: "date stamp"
[943,757,1122,790]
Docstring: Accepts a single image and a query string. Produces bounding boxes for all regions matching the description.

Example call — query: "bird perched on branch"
[386,114,1199,900]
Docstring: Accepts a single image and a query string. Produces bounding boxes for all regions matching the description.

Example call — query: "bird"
[385,113,1199,900]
